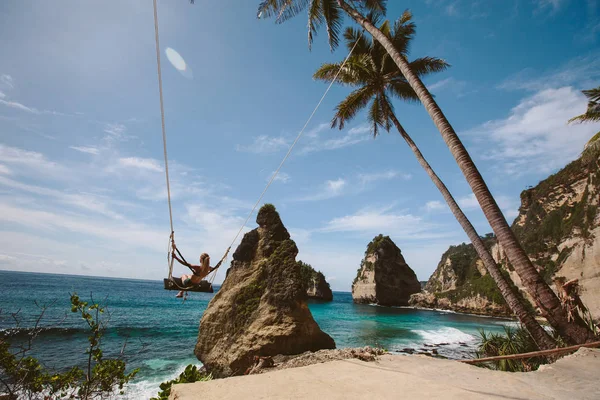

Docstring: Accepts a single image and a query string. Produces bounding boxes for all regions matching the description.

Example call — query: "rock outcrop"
[409,236,512,317]
[352,235,421,306]
[298,261,333,301]
[195,204,335,378]
[417,146,600,319]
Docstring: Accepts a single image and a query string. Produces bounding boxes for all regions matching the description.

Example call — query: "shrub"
[151,365,211,400]
[0,293,138,399]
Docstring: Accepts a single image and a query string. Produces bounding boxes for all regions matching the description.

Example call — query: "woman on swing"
[171,242,221,298]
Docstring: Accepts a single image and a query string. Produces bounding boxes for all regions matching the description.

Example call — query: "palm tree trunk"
[387,112,556,350]
[337,0,596,343]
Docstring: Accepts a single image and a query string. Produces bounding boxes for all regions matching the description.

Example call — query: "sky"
[0,0,599,291]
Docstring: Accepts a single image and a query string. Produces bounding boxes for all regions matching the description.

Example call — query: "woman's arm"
[209,259,224,273]
[172,252,199,269]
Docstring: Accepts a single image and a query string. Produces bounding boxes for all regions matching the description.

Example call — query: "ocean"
[0,270,512,398]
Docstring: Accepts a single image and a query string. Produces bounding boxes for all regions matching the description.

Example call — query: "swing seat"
[163,277,214,293]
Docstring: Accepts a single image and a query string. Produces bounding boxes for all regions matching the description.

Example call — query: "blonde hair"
[200,253,210,269]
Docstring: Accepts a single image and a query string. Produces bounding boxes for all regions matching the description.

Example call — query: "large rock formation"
[352,235,421,306]
[195,204,335,378]
[414,145,600,319]
[298,261,333,301]
[409,236,512,317]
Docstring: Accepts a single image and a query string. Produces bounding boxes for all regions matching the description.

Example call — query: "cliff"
[299,261,333,301]
[195,204,335,378]
[410,235,512,317]
[414,146,600,318]
[352,235,421,306]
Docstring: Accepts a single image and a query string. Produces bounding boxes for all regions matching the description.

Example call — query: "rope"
[152,0,362,284]
[152,0,175,278]
[460,340,600,364]
[218,31,364,264]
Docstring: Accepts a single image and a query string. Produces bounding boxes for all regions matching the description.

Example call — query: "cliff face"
[352,235,421,306]
[503,147,600,319]
[299,261,333,301]
[411,236,512,317]
[195,204,335,378]
[416,148,600,318]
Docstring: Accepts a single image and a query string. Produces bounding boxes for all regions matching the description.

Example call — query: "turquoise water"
[0,271,511,398]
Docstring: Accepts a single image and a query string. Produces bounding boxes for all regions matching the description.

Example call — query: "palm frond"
[322,0,344,51]
[313,56,373,85]
[582,87,600,103]
[332,85,376,129]
[307,0,324,49]
[343,26,372,55]
[408,57,450,76]
[391,10,416,55]
[387,80,419,103]
[569,112,600,124]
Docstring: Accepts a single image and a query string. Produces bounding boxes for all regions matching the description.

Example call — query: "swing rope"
[152,0,363,285]
[153,0,175,280]
[219,31,364,264]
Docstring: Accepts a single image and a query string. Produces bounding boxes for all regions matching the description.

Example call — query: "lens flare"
[165,47,193,79]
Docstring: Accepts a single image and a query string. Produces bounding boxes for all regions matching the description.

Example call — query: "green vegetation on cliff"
[353,235,391,285]
[512,146,599,283]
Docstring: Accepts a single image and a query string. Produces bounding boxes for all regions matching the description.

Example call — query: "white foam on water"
[123,362,202,400]
[411,327,477,345]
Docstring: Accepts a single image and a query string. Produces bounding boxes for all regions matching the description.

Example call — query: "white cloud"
[70,146,100,155]
[0,91,5,99]
[0,200,163,250]
[236,135,289,154]
[457,193,520,221]
[118,157,163,172]
[446,2,459,16]
[425,200,446,212]
[498,53,600,92]
[0,175,125,220]
[469,87,600,175]
[0,98,40,114]
[0,74,14,89]
[427,77,474,98]
[535,0,564,13]
[103,123,133,142]
[0,164,11,175]
[357,170,411,185]
[299,123,371,155]
[298,178,347,201]
[0,144,62,173]
[321,205,452,240]
[269,171,290,183]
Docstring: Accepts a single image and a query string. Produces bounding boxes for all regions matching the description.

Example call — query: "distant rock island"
[352,235,421,306]
[195,204,335,378]
[298,261,333,301]
[411,146,600,319]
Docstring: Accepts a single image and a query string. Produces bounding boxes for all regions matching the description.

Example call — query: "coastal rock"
[195,204,335,378]
[415,237,512,317]
[422,146,600,319]
[352,235,421,306]
[299,261,333,301]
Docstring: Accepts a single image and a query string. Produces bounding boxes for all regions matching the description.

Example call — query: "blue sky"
[0,0,599,291]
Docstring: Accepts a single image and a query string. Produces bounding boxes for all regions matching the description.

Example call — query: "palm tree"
[569,86,600,151]
[257,0,596,344]
[314,15,555,350]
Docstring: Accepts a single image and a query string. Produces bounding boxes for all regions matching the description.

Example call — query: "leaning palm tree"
[314,15,555,350]
[257,0,596,344]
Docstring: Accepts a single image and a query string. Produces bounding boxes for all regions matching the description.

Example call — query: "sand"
[170,348,599,400]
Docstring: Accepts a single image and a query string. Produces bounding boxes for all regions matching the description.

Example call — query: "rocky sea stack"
[299,261,333,301]
[195,204,335,378]
[352,235,421,306]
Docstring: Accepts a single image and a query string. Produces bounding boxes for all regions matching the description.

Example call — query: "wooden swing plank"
[163,278,214,293]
